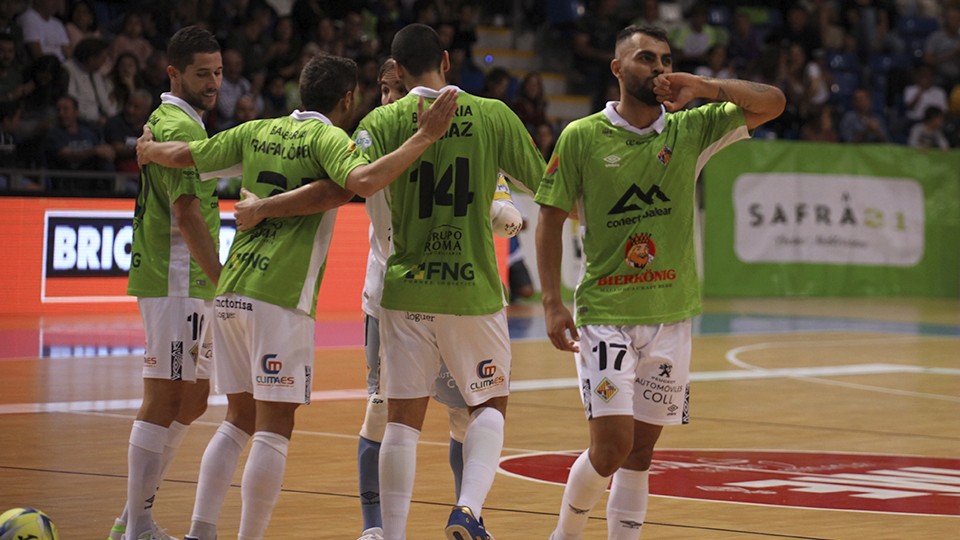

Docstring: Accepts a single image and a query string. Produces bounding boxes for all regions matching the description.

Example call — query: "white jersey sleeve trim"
[199,164,242,181]
[695,124,750,178]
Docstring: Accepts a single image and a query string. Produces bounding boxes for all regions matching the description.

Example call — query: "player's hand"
[544,300,580,353]
[415,88,458,142]
[234,188,263,231]
[653,72,702,112]
[136,125,155,166]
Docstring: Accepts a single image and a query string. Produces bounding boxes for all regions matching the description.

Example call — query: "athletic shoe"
[444,506,488,540]
[108,518,125,540]
[134,529,179,540]
[357,527,384,540]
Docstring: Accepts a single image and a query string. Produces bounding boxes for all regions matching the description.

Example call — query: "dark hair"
[68,0,99,31]
[923,106,944,122]
[299,54,358,113]
[73,38,109,63]
[616,25,670,48]
[0,100,21,122]
[391,23,443,77]
[167,26,221,72]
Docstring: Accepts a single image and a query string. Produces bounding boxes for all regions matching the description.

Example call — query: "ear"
[610,58,621,79]
[440,50,450,74]
[166,65,178,82]
[342,89,355,112]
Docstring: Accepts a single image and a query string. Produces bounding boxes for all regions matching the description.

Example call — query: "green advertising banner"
[702,141,960,297]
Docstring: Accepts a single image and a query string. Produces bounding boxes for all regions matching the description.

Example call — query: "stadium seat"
[824,50,859,73]
[895,16,939,38]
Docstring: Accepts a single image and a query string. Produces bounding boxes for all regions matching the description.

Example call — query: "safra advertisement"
[703,141,960,297]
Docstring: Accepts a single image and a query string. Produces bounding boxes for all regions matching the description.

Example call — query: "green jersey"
[189,110,368,317]
[535,102,749,326]
[128,93,219,299]
[354,86,545,315]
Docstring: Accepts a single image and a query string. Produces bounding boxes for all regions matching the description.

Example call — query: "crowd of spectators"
[0,0,958,194]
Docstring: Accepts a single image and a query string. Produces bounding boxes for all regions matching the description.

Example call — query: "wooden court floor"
[0,297,958,539]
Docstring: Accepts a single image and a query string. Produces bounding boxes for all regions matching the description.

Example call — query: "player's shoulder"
[560,110,608,137]
[149,105,205,142]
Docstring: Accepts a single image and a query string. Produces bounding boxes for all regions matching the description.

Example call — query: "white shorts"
[214,294,314,404]
[576,320,691,425]
[364,314,467,408]
[379,308,510,407]
[138,297,213,382]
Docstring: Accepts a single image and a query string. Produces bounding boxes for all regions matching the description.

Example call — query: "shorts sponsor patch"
[595,377,619,402]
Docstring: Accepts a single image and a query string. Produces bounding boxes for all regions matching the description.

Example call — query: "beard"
[623,75,660,106]
[181,84,215,112]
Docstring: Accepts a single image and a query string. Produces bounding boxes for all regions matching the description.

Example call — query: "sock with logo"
[606,468,649,540]
[190,421,250,539]
[358,435,382,530]
[553,450,611,539]
[238,431,288,539]
[126,420,168,538]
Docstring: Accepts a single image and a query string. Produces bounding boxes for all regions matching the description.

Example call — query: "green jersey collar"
[603,101,665,136]
[291,109,333,125]
[160,92,205,128]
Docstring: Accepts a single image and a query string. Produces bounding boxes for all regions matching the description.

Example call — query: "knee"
[588,440,631,477]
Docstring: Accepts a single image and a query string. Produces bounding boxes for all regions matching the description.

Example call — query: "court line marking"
[725,337,960,402]
[3,361,958,415]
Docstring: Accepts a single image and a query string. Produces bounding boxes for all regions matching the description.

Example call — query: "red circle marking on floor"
[499,449,960,516]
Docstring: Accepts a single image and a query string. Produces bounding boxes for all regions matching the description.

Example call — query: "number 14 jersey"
[354,86,545,315]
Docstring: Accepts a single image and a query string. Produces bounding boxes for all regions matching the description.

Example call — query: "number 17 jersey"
[354,86,545,315]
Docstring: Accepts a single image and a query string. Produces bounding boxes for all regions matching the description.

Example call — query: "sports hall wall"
[2,142,958,316]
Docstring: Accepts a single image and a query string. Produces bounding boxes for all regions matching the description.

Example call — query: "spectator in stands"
[923,5,960,89]
[44,94,114,192]
[63,38,117,129]
[104,88,151,177]
[110,11,154,70]
[0,33,33,103]
[20,54,67,155]
[781,6,823,56]
[233,93,260,124]
[727,8,764,76]
[632,0,677,35]
[310,15,344,57]
[225,1,274,97]
[571,0,622,108]
[141,50,169,109]
[260,72,290,118]
[482,66,514,103]
[842,0,903,60]
[904,64,949,124]
[65,0,101,51]
[513,72,548,130]
[800,104,840,142]
[267,16,302,80]
[0,100,32,190]
[0,0,27,64]
[944,85,960,147]
[215,48,253,131]
[695,44,736,80]
[670,4,726,72]
[342,9,377,58]
[839,87,890,142]
[533,121,556,160]
[907,105,949,149]
[108,52,145,112]
[18,0,71,61]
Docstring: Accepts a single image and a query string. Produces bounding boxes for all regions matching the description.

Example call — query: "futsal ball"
[490,199,523,238]
[0,507,59,540]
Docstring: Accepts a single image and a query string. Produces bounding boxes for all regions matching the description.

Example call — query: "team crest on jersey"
[657,146,672,166]
[595,377,619,402]
[624,233,656,270]
[355,130,373,150]
[545,153,560,176]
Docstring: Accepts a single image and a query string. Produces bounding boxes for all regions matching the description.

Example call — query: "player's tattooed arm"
[654,73,785,130]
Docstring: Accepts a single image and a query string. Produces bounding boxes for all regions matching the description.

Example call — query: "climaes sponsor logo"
[256,354,294,387]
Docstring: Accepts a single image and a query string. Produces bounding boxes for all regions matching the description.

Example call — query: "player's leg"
[187,393,255,540]
[358,314,387,536]
[378,308,441,540]
[433,360,469,499]
[606,320,691,540]
[236,296,313,539]
[550,324,643,540]
[438,310,511,538]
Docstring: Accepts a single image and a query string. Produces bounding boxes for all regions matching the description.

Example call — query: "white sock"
[238,431,289,540]
[553,451,610,540]
[126,421,168,538]
[190,422,250,539]
[606,469,649,540]
[379,423,420,540]
[159,421,189,480]
[457,408,505,518]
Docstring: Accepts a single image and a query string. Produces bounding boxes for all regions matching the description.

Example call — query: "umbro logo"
[604,155,621,167]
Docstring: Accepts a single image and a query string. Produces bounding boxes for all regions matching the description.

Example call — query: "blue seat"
[868,52,915,73]
[830,71,861,112]
[824,50,860,72]
[896,16,939,38]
